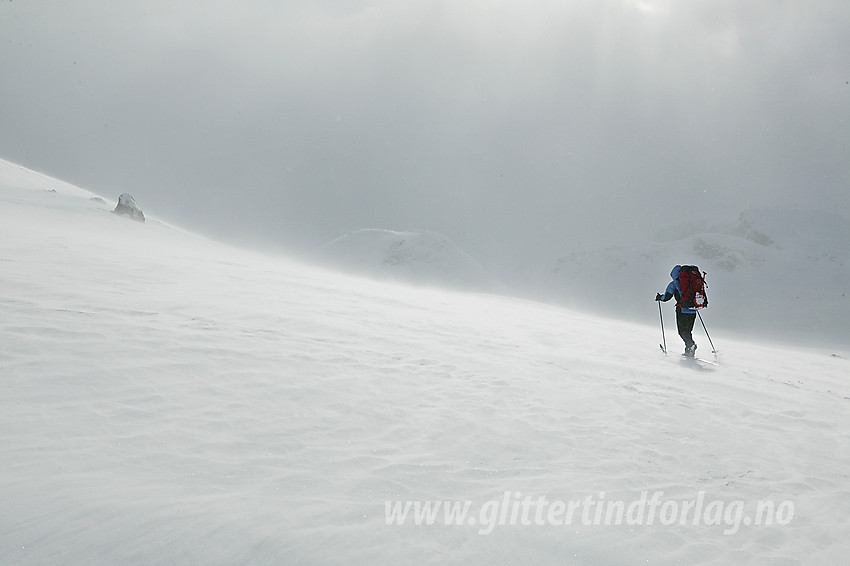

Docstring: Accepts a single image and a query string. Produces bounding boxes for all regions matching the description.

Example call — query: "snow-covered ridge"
[319,228,493,289]
[656,207,849,256]
[0,157,100,199]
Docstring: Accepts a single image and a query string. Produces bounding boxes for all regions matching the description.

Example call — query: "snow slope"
[2,159,849,565]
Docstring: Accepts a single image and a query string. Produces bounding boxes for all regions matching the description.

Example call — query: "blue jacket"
[661,265,697,314]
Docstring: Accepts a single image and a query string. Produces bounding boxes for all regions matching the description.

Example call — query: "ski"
[682,354,718,366]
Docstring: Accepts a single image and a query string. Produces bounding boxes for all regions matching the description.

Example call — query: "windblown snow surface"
[1,159,849,565]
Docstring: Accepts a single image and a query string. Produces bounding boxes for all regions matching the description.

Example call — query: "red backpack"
[677,266,708,309]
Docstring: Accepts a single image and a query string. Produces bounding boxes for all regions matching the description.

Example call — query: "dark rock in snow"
[113,193,145,222]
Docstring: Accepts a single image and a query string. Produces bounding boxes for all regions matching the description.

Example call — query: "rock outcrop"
[113,193,145,222]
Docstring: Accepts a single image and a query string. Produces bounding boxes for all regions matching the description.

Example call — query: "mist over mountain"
[2,1,849,273]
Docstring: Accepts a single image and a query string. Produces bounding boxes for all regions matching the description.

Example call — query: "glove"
[655,293,663,301]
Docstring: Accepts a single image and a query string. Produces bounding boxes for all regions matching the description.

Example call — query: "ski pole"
[697,310,716,354]
[658,300,667,354]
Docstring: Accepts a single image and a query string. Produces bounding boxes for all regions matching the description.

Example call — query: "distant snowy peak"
[320,228,492,289]
[553,207,849,280]
[682,207,849,270]
[728,207,850,251]
[656,206,850,253]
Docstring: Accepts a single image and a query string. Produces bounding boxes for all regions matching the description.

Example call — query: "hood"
[670,265,681,279]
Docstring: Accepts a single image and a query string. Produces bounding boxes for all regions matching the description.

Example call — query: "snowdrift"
[319,228,493,289]
[2,159,849,565]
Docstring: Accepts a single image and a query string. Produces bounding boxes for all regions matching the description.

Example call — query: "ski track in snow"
[1,162,849,565]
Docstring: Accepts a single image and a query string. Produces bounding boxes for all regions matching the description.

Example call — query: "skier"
[656,265,698,356]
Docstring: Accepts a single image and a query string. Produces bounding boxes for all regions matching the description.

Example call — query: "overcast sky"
[2,1,849,267]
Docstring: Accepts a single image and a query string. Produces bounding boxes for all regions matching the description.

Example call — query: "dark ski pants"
[676,308,696,348]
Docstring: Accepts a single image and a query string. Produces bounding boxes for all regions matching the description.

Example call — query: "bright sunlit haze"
[2,1,848,268]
